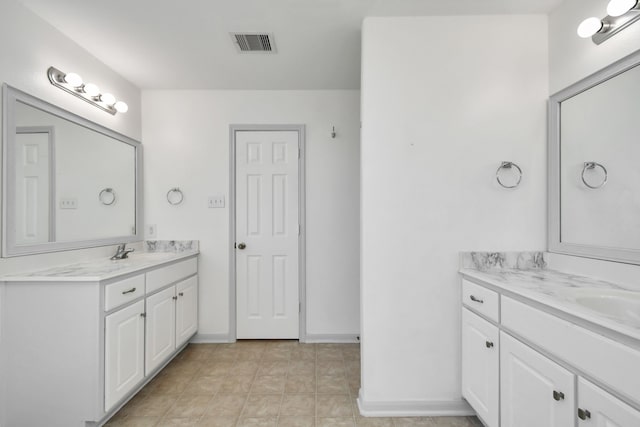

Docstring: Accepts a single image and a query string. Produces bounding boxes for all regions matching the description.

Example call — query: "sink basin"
[558,288,640,324]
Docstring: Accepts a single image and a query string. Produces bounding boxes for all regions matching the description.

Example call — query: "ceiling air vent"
[231,33,276,53]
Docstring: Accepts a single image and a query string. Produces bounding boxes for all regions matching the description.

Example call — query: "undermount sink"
[559,288,640,324]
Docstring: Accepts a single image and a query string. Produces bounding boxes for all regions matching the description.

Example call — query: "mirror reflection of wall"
[560,64,640,251]
[12,100,136,246]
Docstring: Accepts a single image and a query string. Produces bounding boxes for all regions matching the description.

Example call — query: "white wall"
[549,0,640,93]
[359,16,548,414]
[142,90,360,340]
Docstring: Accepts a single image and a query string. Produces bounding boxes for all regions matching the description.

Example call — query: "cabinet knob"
[578,408,591,420]
[122,287,136,295]
[469,295,484,304]
[485,341,494,348]
[140,313,146,318]
[179,292,184,297]
[172,296,178,300]
[553,390,565,401]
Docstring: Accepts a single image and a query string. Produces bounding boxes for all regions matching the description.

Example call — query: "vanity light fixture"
[577,0,640,44]
[47,66,128,115]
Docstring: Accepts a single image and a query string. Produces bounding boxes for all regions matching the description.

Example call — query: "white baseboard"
[190,333,234,343]
[357,389,474,417]
[303,333,360,343]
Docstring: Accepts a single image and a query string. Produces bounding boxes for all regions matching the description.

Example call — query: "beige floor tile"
[258,361,290,376]
[212,348,240,361]
[393,418,434,426]
[126,394,178,417]
[285,375,316,393]
[289,360,316,375]
[242,394,283,417]
[165,395,213,418]
[317,361,346,376]
[106,416,162,427]
[316,395,353,418]
[355,418,394,426]
[237,348,266,361]
[221,374,255,393]
[200,361,234,377]
[317,417,356,427]
[233,360,261,375]
[317,376,349,394]
[145,375,192,395]
[277,416,316,427]
[197,416,238,427]
[183,376,224,395]
[205,394,247,417]
[252,375,287,394]
[317,348,343,361]
[280,394,316,416]
[238,417,278,427]
[425,417,477,427]
[157,417,201,426]
[263,348,293,361]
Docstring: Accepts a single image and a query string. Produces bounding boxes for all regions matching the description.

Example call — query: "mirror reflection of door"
[15,126,55,245]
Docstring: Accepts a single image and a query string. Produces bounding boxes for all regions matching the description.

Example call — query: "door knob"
[238,242,246,250]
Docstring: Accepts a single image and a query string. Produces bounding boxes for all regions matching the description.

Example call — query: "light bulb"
[577,17,603,38]
[114,101,128,113]
[83,83,100,97]
[100,93,116,105]
[64,72,83,87]
[607,0,637,16]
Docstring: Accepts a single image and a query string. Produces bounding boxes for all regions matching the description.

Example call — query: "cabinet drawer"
[146,257,197,294]
[502,296,640,405]
[462,279,499,322]
[105,274,145,311]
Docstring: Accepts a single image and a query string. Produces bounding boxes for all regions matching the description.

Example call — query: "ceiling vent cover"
[231,33,276,53]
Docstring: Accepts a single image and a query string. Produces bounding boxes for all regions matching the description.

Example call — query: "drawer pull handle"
[140,313,146,318]
[485,341,494,348]
[553,390,565,401]
[172,296,178,300]
[179,292,184,297]
[122,288,137,295]
[578,408,591,420]
[469,295,484,304]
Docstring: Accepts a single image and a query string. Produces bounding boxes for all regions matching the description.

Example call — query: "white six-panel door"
[14,129,53,245]
[235,130,300,339]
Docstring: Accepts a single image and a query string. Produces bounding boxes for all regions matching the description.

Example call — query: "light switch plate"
[208,195,225,208]
[60,198,77,209]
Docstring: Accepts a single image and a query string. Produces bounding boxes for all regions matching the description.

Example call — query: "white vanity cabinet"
[500,332,574,427]
[460,277,640,427]
[0,253,199,427]
[461,308,499,427]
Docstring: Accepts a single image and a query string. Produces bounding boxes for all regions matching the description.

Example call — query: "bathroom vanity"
[459,252,640,427]
[0,241,199,427]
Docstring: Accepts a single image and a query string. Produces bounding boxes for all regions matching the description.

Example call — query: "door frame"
[228,124,307,342]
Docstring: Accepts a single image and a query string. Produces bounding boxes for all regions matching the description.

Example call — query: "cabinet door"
[500,332,575,427]
[176,276,198,348]
[105,300,145,411]
[145,286,176,375]
[461,308,499,427]
[578,378,640,426]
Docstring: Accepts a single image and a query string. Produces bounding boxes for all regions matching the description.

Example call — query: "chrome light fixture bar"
[47,66,128,115]
[577,0,640,44]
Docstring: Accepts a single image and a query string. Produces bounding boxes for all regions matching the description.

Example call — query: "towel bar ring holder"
[581,162,607,189]
[99,188,116,205]
[496,161,522,189]
[167,187,184,205]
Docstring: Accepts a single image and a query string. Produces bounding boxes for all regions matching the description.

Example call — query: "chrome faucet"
[111,243,135,260]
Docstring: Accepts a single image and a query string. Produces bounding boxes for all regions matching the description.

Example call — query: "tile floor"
[106,341,482,427]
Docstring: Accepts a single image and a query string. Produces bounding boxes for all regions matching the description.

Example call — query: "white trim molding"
[189,333,235,344]
[357,390,474,417]
[303,334,360,343]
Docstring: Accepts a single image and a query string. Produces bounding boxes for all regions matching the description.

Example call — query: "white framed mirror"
[2,84,143,257]
[548,49,640,264]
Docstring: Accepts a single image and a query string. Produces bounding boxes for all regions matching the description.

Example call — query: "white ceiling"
[20,0,563,90]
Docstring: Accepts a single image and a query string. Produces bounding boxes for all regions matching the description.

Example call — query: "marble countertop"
[1,240,199,282]
[459,252,640,342]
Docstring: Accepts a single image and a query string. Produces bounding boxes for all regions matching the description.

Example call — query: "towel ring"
[167,187,184,205]
[496,161,522,189]
[581,162,607,189]
[99,188,116,205]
